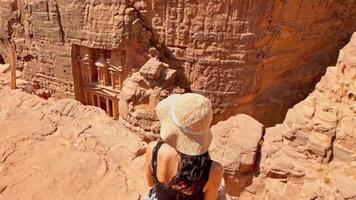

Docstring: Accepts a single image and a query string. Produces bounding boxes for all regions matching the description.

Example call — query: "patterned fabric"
[144,189,158,200]
[217,184,226,200]
[144,186,226,200]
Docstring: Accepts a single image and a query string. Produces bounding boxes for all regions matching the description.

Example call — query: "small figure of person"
[145,93,224,200]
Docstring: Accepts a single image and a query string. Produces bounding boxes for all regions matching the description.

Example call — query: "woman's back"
[145,93,223,200]
[145,141,223,200]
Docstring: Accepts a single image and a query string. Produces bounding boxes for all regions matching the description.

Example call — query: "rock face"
[0,33,355,200]
[239,33,356,200]
[119,57,184,137]
[0,74,148,199]
[283,32,356,165]
[1,0,355,126]
[210,114,264,197]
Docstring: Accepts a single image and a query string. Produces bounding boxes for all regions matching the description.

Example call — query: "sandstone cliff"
[0,0,355,126]
[0,33,355,199]
[240,32,356,199]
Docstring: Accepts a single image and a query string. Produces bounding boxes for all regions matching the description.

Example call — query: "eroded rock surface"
[0,73,148,200]
[1,0,355,126]
[239,33,356,200]
[0,31,355,199]
[210,114,264,197]
[119,57,184,138]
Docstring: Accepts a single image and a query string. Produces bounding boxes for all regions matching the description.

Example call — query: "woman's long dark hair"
[170,152,211,194]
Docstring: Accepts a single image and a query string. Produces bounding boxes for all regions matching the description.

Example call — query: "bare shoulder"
[208,160,223,186]
[204,160,224,192]
[210,160,224,177]
[161,143,178,156]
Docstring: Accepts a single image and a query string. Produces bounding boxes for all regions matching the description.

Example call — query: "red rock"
[1,0,355,126]
[210,114,264,197]
[0,81,147,200]
[0,1,355,199]
[119,58,181,136]
[245,32,356,200]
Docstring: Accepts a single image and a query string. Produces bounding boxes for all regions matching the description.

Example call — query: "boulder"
[210,114,264,197]
[139,57,167,80]
[119,58,181,136]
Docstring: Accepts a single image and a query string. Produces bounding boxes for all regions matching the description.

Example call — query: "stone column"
[91,93,96,106]
[106,98,111,116]
[112,99,119,119]
[97,95,101,108]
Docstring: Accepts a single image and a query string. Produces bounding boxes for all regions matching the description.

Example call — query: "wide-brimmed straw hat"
[156,93,213,156]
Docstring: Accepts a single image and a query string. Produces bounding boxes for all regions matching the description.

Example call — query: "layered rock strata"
[1,0,355,126]
[0,33,355,199]
[239,32,356,200]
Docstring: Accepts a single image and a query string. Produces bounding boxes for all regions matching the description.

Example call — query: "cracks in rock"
[327,133,336,163]
[7,0,22,41]
[76,125,92,138]
[128,2,173,62]
[128,2,154,37]
[72,125,113,175]
[54,2,65,45]
[126,3,191,90]
[254,127,266,177]
[0,116,58,169]
[0,149,16,163]
[130,145,146,161]
[0,185,7,194]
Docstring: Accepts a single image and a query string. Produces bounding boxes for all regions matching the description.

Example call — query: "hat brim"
[156,94,212,156]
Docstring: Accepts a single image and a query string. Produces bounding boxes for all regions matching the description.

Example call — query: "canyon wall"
[0,31,355,200]
[211,32,356,199]
[244,31,356,200]
[0,0,355,126]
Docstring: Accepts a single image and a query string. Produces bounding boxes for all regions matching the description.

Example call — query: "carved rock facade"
[0,0,356,126]
[0,33,355,200]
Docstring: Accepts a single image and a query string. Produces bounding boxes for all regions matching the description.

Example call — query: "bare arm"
[204,161,224,200]
[145,141,157,187]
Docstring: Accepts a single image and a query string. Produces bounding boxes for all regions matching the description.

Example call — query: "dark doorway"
[108,99,113,117]
[99,96,106,111]
[0,54,5,64]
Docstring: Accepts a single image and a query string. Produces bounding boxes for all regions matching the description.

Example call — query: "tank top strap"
[201,158,212,189]
[151,141,164,182]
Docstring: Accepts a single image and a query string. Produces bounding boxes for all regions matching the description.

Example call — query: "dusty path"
[0,72,148,200]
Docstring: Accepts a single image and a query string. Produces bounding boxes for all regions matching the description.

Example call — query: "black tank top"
[151,142,212,200]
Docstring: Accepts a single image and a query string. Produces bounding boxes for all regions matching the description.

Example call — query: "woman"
[145,93,224,200]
